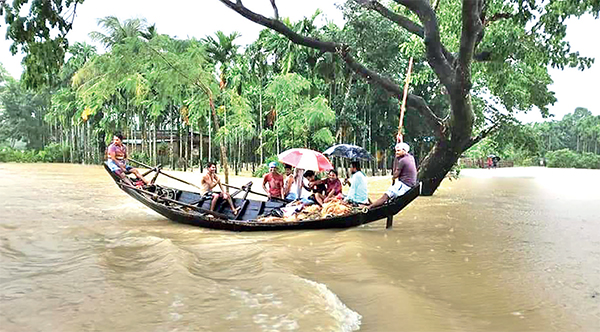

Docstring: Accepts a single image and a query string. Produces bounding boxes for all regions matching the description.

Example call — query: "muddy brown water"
[1,163,599,331]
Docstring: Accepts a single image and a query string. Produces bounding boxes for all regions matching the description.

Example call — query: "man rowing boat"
[200,162,238,213]
[106,133,150,186]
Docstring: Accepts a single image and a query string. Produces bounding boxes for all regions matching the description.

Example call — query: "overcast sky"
[1,0,598,123]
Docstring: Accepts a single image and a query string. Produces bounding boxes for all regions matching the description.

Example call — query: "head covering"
[268,161,278,168]
[395,142,410,153]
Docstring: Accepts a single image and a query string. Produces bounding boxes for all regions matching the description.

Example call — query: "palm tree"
[203,31,241,89]
[88,16,152,49]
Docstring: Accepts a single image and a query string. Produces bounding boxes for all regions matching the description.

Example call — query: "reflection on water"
[1,163,599,331]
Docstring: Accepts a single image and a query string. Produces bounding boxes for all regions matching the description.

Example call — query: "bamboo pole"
[397,57,414,143]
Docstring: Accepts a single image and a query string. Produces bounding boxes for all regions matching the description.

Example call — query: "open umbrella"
[323,144,373,161]
[278,148,333,171]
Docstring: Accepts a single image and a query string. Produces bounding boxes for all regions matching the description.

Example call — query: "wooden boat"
[104,163,420,231]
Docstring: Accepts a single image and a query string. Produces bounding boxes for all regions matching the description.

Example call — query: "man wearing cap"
[369,142,417,208]
[262,162,284,200]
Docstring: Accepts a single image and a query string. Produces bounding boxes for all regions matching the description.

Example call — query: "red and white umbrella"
[278,148,333,171]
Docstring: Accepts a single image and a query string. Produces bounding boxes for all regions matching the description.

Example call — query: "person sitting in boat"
[106,133,150,186]
[301,170,326,205]
[200,162,238,213]
[344,161,369,205]
[262,162,284,200]
[285,167,305,201]
[282,164,294,198]
[369,142,417,209]
[313,169,343,205]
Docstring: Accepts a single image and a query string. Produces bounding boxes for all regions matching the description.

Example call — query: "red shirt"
[324,178,342,196]
[264,172,284,197]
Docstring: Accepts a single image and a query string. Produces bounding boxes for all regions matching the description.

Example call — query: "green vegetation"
[464,107,600,168]
[546,150,600,169]
[2,1,600,193]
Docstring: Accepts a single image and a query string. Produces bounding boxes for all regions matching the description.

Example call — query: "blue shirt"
[346,171,368,204]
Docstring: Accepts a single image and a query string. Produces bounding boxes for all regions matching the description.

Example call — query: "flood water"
[1,163,600,331]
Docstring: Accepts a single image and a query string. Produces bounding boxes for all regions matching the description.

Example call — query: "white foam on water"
[298,277,362,332]
[229,276,362,332]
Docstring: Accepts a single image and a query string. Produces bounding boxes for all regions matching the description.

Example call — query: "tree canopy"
[1,0,599,193]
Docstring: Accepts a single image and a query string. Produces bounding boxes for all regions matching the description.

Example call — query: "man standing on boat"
[106,133,150,186]
[344,161,369,205]
[262,162,284,200]
[200,162,238,213]
[369,142,417,209]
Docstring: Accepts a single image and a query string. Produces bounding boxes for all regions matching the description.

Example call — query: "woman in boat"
[313,169,343,205]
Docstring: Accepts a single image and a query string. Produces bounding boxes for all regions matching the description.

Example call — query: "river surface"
[1,163,600,332]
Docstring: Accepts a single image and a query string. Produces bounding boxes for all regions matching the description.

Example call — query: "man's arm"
[392,158,400,182]
[214,175,225,192]
[109,149,126,171]
[262,175,270,197]
[325,189,336,201]
[283,176,293,196]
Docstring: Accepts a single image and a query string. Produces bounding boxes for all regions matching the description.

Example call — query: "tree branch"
[393,0,455,90]
[455,0,484,98]
[485,12,512,25]
[406,94,445,137]
[218,0,444,134]
[218,0,337,52]
[361,1,456,65]
[339,48,443,136]
[269,0,279,20]
[473,51,492,62]
[360,1,423,38]
[465,121,501,150]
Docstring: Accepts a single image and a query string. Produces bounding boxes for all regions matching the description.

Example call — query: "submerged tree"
[216,0,600,194]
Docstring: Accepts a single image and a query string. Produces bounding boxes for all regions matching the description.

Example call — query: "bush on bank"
[0,143,69,163]
[546,149,600,169]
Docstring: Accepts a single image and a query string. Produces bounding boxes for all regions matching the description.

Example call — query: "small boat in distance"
[103,163,420,231]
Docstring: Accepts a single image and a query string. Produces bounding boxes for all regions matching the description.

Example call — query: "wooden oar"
[118,182,230,220]
[129,158,204,191]
[129,158,289,203]
[220,183,290,203]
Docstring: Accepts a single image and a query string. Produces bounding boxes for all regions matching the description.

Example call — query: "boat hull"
[104,164,420,231]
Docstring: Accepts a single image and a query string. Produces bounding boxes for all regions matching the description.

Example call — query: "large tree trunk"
[418,139,463,195]
[419,87,475,195]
